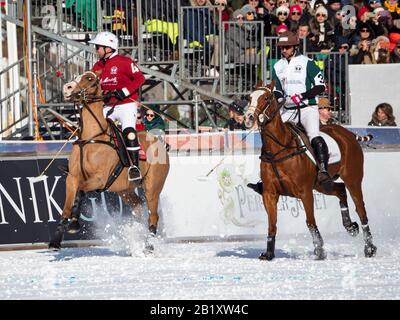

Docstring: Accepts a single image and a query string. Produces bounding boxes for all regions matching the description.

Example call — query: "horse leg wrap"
[308,225,326,259]
[259,236,275,261]
[71,191,84,220]
[340,202,352,227]
[68,191,84,234]
[49,218,69,250]
[123,127,141,181]
[362,224,377,257]
[340,202,359,237]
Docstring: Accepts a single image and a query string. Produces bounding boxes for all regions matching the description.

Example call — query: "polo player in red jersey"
[89,31,145,181]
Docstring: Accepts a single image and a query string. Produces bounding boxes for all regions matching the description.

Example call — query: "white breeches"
[103,102,138,131]
[281,105,320,141]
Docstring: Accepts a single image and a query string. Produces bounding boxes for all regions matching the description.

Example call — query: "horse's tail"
[355,134,373,142]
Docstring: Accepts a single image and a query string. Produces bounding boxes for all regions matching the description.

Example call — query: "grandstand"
[0,0,398,140]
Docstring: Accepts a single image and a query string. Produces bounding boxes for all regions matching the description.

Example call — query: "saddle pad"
[303,132,341,165]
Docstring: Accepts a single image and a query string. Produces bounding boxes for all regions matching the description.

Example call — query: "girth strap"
[260,147,307,196]
[96,162,125,193]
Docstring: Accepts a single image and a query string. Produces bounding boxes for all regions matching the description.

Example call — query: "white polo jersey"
[272,53,325,107]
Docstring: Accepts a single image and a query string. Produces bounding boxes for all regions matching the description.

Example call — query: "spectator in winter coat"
[309,5,336,51]
[368,103,397,126]
[144,105,166,133]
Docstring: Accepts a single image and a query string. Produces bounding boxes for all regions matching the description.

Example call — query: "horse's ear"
[256,80,264,89]
[269,80,275,91]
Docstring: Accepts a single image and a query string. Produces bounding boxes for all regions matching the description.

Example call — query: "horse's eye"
[88,77,93,81]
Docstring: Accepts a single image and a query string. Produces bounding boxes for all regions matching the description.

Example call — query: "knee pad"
[123,127,139,148]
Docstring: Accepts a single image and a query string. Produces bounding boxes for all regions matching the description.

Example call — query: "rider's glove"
[113,89,127,101]
[291,94,302,106]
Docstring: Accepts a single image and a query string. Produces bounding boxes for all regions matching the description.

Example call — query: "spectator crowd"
[179,0,400,64]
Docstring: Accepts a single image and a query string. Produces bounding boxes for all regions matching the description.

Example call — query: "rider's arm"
[120,59,145,98]
[300,60,325,100]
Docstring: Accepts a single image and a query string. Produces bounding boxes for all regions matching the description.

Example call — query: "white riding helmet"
[89,31,119,50]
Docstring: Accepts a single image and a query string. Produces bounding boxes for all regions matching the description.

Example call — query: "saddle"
[286,122,341,167]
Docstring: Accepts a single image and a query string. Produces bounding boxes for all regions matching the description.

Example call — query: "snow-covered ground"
[0,221,399,300]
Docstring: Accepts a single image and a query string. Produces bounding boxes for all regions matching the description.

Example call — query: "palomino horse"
[48,71,170,250]
[244,81,377,260]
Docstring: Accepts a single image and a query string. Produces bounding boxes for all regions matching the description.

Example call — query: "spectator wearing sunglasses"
[288,5,303,32]
[259,0,279,36]
[213,0,232,31]
[296,0,313,24]
[143,105,166,133]
[309,5,335,51]
[225,4,261,64]
[351,22,375,63]
[273,5,290,34]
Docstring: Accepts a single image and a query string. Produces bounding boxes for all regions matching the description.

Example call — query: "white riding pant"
[281,105,320,141]
[103,102,138,131]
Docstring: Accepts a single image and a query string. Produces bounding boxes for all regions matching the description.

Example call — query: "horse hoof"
[345,222,359,237]
[67,220,81,234]
[314,247,327,260]
[364,244,377,258]
[48,241,61,251]
[259,252,274,261]
[149,225,157,235]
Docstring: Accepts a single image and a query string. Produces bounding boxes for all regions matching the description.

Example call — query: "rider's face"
[280,45,295,59]
[96,45,112,59]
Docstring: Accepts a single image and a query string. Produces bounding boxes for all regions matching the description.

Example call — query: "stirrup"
[128,165,142,181]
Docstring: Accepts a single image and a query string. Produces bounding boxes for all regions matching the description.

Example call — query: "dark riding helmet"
[277,31,300,47]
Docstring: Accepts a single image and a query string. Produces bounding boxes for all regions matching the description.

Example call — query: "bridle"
[251,87,282,127]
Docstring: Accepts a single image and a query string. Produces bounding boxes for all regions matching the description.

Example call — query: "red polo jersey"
[92,53,145,106]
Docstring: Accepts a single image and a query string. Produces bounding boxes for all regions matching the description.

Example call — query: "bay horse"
[244,81,377,260]
[48,71,170,250]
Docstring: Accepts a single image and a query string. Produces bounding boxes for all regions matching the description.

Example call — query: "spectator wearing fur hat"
[273,5,290,34]
[309,5,336,51]
[368,103,397,126]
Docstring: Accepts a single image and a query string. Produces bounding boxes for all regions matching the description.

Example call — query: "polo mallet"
[196,128,256,182]
[31,128,79,183]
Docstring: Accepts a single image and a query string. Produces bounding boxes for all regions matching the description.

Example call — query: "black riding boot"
[123,127,142,181]
[311,136,333,192]
[247,181,263,195]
